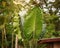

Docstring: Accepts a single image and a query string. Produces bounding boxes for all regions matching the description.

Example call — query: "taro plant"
[20,6,43,48]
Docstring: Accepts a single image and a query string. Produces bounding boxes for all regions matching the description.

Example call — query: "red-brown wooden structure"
[38,38,60,48]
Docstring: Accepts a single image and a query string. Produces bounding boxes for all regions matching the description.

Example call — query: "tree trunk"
[12,33,14,48]
[2,29,4,48]
[15,35,18,48]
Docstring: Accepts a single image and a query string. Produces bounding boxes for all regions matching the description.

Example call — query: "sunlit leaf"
[23,6,43,40]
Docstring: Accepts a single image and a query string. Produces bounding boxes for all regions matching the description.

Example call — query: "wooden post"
[54,42,60,48]
[47,43,53,48]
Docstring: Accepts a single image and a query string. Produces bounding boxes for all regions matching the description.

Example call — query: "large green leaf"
[23,6,43,40]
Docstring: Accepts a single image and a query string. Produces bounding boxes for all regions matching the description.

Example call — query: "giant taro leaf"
[23,6,43,40]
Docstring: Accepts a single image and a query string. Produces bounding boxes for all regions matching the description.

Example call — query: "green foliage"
[0,0,21,48]
[0,0,60,48]
[43,14,60,38]
[23,6,43,40]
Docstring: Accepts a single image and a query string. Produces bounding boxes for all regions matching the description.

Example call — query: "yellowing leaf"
[2,1,6,7]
